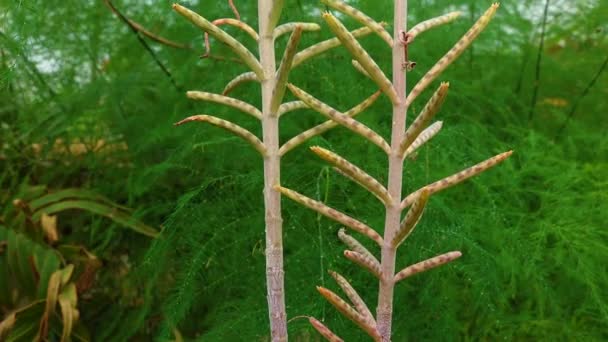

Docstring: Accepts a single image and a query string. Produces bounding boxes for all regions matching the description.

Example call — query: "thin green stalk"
[528,0,550,121]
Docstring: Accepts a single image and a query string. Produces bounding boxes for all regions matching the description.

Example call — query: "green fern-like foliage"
[1,0,606,340]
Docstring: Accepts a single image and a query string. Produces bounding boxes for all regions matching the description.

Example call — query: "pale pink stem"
[258,1,287,340]
[376,0,407,340]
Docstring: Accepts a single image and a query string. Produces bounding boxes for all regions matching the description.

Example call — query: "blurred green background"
[1,0,606,340]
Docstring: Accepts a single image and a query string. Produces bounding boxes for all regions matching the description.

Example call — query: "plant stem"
[103,0,181,91]
[528,0,550,121]
[376,0,407,340]
[258,1,288,341]
[555,53,608,139]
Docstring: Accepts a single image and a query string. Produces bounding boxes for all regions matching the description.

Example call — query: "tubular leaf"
[187,91,262,120]
[175,115,267,156]
[317,286,381,340]
[394,251,462,282]
[287,84,390,153]
[321,0,392,46]
[310,146,391,205]
[399,82,449,157]
[172,4,264,78]
[401,151,513,209]
[406,3,500,107]
[407,11,462,43]
[279,91,381,155]
[276,186,383,245]
[271,26,303,113]
[322,12,398,104]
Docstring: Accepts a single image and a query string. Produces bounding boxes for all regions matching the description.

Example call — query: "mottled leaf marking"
[187,91,262,119]
[392,189,429,247]
[174,115,266,155]
[317,286,382,340]
[277,101,308,117]
[288,84,390,153]
[394,251,462,282]
[274,22,320,40]
[271,26,303,113]
[172,4,264,78]
[406,3,500,107]
[402,121,443,159]
[309,317,344,342]
[222,72,259,95]
[329,271,376,326]
[276,186,383,245]
[399,82,449,156]
[321,0,392,46]
[401,150,513,209]
[279,91,381,155]
[211,18,259,41]
[407,11,461,43]
[311,146,391,205]
[344,250,383,280]
[338,228,379,265]
[293,26,380,67]
[323,12,398,105]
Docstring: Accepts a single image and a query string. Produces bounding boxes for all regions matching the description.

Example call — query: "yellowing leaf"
[40,213,59,243]
[541,97,569,107]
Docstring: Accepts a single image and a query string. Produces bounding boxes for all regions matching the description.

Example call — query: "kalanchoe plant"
[171,1,384,340]
[273,0,512,341]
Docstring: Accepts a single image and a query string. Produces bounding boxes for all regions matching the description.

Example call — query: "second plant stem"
[258,1,287,341]
[377,0,407,340]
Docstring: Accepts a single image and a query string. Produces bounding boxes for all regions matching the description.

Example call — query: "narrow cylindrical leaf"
[287,84,390,153]
[277,101,308,117]
[276,186,383,245]
[402,121,443,159]
[274,22,320,39]
[338,228,379,265]
[394,251,462,282]
[317,286,382,340]
[211,18,259,41]
[399,82,449,157]
[401,151,513,209]
[311,146,391,205]
[293,26,380,67]
[279,91,381,155]
[344,250,383,280]
[266,0,285,32]
[352,60,370,78]
[329,271,376,326]
[392,189,429,247]
[406,3,499,107]
[309,317,344,342]
[174,115,267,156]
[407,11,462,43]
[271,26,303,113]
[321,0,392,46]
[187,91,262,119]
[223,72,259,95]
[172,4,264,78]
[323,12,398,104]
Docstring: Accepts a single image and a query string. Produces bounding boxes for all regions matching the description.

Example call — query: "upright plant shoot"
[276,1,511,340]
[172,1,385,340]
